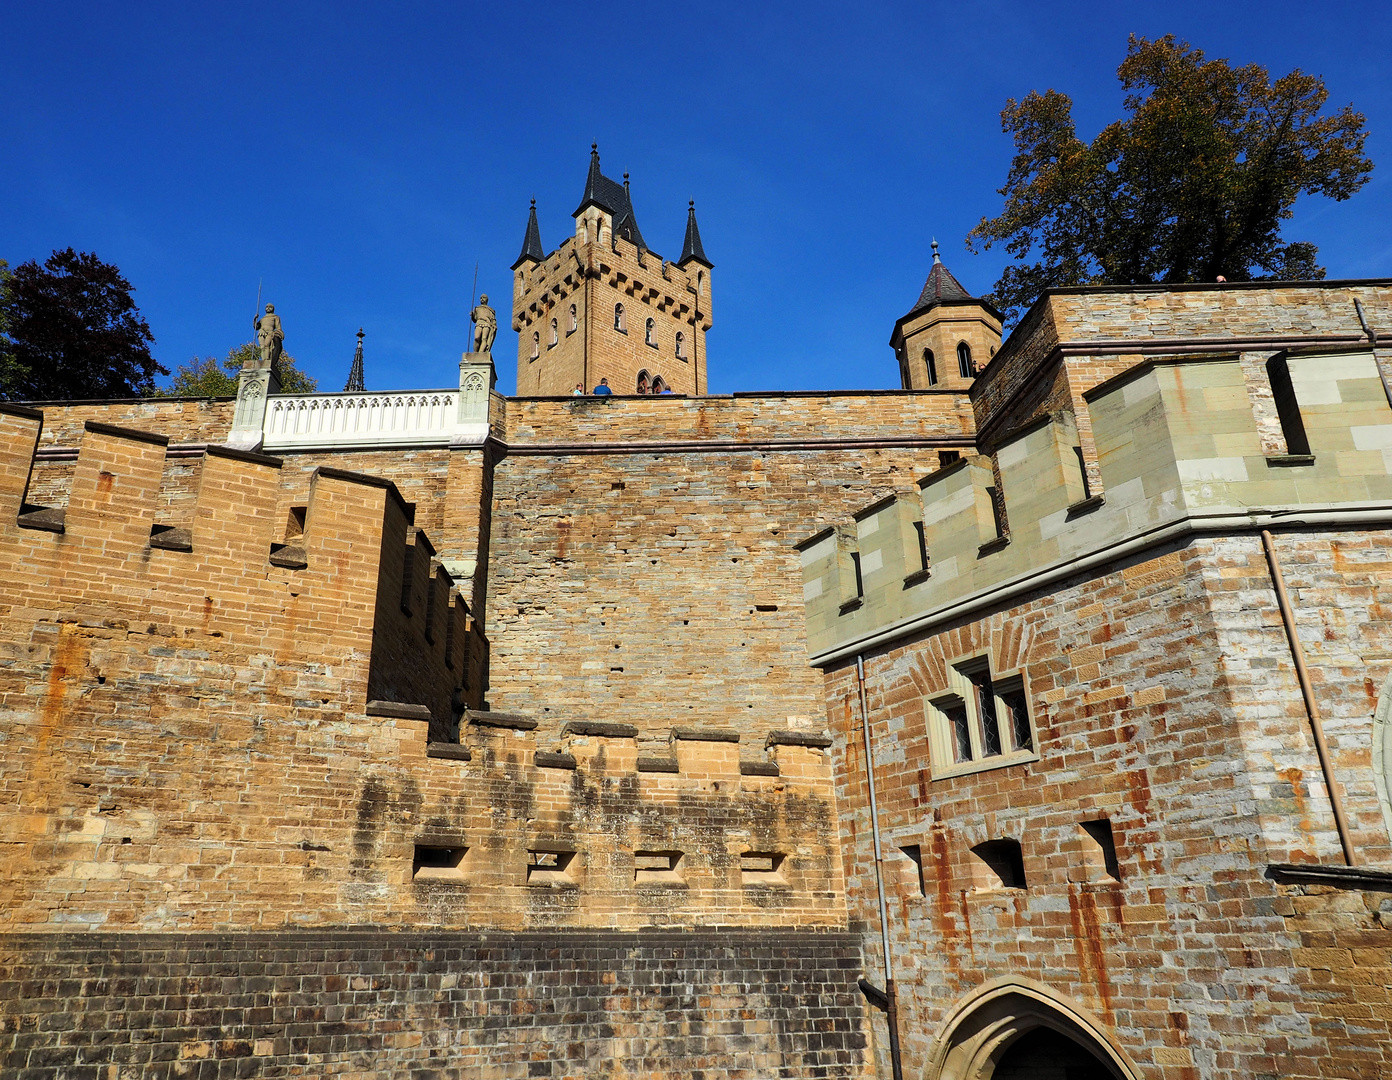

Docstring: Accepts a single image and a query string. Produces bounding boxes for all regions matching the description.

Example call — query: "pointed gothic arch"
[636,369,650,395]
[924,978,1142,1080]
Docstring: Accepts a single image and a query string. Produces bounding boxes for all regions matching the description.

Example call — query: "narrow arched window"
[651,376,666,394]
[924,349,938,386]
[697,270,705,295]
[614,303,625,332]
[675,331,686,359]
[957,342,974,379]
[636,370,650,395]
[645,318,656,347]
[530,331,539,360]
[549,318,558,347]
[568,305,577,334]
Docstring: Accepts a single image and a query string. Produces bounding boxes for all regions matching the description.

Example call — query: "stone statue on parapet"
[471,295,497,355]
[253,303,284,371]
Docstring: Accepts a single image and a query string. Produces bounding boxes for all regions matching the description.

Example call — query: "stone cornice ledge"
[808,501,1392,668]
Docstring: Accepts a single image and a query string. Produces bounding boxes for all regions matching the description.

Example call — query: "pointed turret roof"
[573,144,647,252]
[512,199,544,269]
[678,200,712,269]
[909,240,973,314]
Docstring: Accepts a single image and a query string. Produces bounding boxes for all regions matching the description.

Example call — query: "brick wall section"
[482,393,976,747]
[506,391,975,445]
[0,413,844,934]
[823,531,1392,1080]
[0,928,870,1080]
[32,398,235,447]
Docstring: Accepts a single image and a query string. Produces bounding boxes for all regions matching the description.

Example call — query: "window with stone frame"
[924,348,938,386]
[614,303,626,332]
[926,655,1037,779]
[568,304,577,334]
[675,331,686,359]
[957,341,974,379]
[645,317,656,347]
[530,331,539,360]
[549,318,558,347]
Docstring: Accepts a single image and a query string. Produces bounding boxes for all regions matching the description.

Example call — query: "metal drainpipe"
[1260,529,1357,866]
[857,654,904,1080]
[1353,298,1390,410]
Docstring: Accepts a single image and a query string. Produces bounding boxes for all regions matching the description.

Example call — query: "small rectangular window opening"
[1072,446,1091,500]
[412,844,467,883]
[284,505,307,541]
[971,838,1026,891]
[740,851,787,885]
[941,697,972,763]
[913,521,929,572]
[938,450,961,468]
[1267,353,1311,457]
[527,849,576,884]
[850,551,864,598]
[634,850,683,884]
[900,844,926,897]
[970,669,1003,757]
[997,678,1032,753]
[986,486,1006,539]
[1080,820,1120,882]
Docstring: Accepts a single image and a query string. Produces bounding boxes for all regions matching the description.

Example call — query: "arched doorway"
[924,978,1142,1080]
[992,1028,1116,1080]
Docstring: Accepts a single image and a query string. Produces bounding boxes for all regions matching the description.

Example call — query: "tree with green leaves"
[967,35,1375,323]
[0,260,18,393]
[0,248,168,400]
[161,342,317,397]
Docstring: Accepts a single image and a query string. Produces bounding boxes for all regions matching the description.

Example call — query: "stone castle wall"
[485,393,975,749]
[0,928,869,1080]
[824,529,1392,1080]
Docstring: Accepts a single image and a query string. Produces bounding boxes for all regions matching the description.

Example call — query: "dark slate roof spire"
[573,144,647,252]
[511,198,544,269]
[909,237,973,314]
[679,199,712,269]
[344,328,365,393]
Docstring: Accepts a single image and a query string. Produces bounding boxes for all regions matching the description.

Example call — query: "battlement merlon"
[802,328,1392,665]
[0,412,472,729]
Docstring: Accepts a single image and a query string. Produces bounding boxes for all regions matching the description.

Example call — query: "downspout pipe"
[857,654,904,1080]
[1352,298,1391,411]
[1260,529,1357,866]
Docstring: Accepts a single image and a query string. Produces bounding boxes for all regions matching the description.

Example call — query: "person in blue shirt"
[592,377,613,396]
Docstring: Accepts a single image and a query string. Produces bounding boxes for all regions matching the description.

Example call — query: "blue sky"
[3,2,1389,395]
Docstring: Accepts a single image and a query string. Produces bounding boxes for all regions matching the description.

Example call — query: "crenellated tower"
[889,240,1002,390]
[511,145,712,396]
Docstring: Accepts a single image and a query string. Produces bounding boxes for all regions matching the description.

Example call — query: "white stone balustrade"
[262,390,458,449]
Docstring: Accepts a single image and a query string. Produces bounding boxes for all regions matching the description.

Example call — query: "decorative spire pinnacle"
[512,199,545,268]
[679,198,712,269]
[344,328,365,393]
[931,238,941,264]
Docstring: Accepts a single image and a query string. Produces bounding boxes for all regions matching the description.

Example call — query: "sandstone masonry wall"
[0,928,870,1080]
[824,530,1392,1080]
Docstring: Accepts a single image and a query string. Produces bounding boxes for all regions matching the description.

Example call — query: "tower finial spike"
[931,238,941,264]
